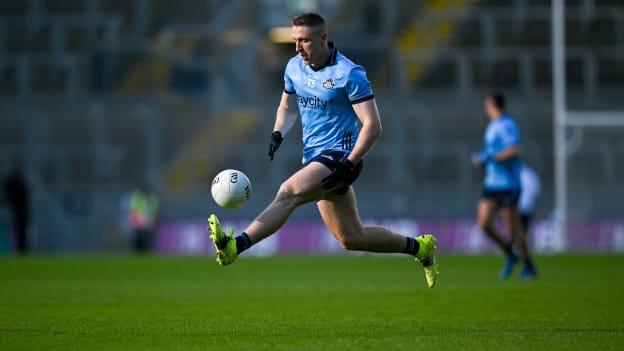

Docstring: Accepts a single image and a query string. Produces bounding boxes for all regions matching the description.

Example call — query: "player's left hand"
[322,159,357,190]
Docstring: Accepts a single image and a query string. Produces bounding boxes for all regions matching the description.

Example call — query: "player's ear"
[320,31,328,43]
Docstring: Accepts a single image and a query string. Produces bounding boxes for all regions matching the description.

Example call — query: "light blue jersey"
[482,114,522,189]
[284,42,374,163]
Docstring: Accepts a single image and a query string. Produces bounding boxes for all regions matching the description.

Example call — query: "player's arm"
[475,120,521,165]
[321,66,378,190]
[273,92,297,136]
[493,145,520,161]
[268,92,297,161]
[472,144,520,167]
[493,121,521,161]
[348,98,382,164]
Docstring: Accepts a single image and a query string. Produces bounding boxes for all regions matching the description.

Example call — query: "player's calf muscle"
[477,216,492,230]
[333,228,366,250]
[338,236,364,251]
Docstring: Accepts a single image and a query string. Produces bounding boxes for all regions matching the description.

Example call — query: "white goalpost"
[551,0,624,240]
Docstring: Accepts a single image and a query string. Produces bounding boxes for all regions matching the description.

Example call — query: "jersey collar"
[309,41,337,72]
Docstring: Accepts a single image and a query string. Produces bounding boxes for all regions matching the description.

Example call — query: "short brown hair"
[292,13,326,30]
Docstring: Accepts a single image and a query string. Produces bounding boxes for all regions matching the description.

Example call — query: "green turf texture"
[1,255,623,350]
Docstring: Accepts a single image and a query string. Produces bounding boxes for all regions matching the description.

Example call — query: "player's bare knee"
[275,183,304,209]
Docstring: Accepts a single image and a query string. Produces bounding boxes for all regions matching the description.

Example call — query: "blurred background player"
[207,13,439,288]
[519,163,541,237]
[472,92,537,279]
[128,184,159,253]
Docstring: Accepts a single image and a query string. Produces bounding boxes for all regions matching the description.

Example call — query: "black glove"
[268,131,283,161]
[322,159,356,190]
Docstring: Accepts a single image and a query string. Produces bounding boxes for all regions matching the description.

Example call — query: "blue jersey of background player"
[283,42,373,164]
[472,92,537,280]
[481,113,522,191]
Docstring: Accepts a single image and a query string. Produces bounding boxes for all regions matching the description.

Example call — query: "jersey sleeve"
[345,66,374,104]
[284,61,295,95]
[499,120,520,147]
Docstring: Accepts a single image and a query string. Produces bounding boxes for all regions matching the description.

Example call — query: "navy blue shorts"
[481,187,521,207]
[308,150,363,195]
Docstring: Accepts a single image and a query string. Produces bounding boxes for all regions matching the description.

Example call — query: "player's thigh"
[279,161,332,203]
[316,187,364,241]
[477,198,498,227]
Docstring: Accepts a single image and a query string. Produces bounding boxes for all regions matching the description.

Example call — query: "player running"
[207,13,438,288]
[472,92,538,279]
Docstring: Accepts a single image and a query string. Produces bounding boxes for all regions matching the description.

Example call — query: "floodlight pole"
[552,0,567,239]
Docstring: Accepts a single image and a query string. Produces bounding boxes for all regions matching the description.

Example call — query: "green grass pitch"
[1,255,623,350]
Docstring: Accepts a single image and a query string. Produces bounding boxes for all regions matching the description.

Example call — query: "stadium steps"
[162,108,260,202]
[396,0,480,88]
[117,35,197,92]
[115,0,247,93]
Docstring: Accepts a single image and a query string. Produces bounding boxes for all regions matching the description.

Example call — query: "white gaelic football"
[211,169,251,209]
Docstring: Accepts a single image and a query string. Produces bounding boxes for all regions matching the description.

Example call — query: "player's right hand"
[268,131,283,161]
[471,150,489,168]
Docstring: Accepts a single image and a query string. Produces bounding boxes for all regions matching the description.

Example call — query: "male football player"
[472,92,537,279]
[207,13,439,287]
